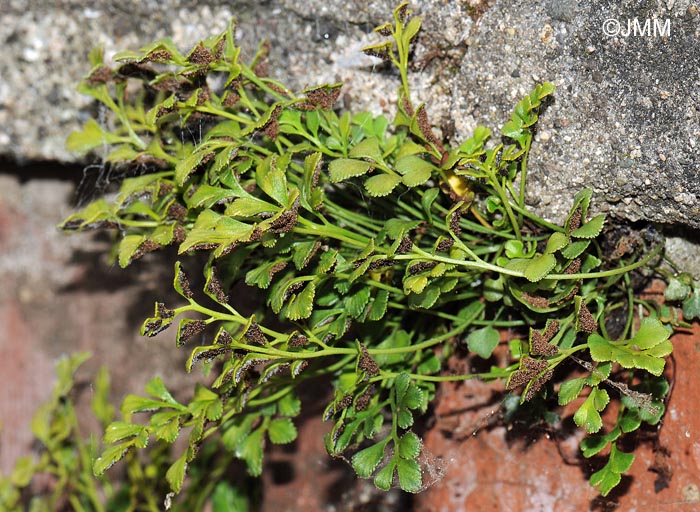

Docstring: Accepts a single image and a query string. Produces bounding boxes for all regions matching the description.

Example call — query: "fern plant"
[0,354,257,511]
[46,2,689,505]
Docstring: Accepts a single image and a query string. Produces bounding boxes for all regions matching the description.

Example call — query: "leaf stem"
[394,248,525,278]
[548,242,664,280]
[295,217,370,248]
[518,134,532,214]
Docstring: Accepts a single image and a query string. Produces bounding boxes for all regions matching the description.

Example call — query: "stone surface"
[2,0,698,253]
[0,0,396,163]
[414,314,700,511]
[1,0,700,507]
[449,0,700,230]
[2,0,698,230]
[0,173,193,474]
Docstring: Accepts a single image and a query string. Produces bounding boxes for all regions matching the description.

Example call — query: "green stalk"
[393,238,664,282]
[98,85,146,150]
[322,199,384,236]
[295,216,371,247]
[188,104,253,125]
[240,63,294,101]
[439,207,519,239]
[485,166,521,240]
[66,403,105,512]
[507,201,565,233]
[370,310,481,356]
[376,367,517,383]
[518,133,532,215]
[393,249,526,278]
[548,243,664,280]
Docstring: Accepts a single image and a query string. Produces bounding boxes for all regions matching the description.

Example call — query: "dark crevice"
[0,156,146,207]
[0,156,86,184]
[660,223,700,245]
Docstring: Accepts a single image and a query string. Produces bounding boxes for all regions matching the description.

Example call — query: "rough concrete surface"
[1,1,698,222]
[1,0,698,256]
[450,0,700,229]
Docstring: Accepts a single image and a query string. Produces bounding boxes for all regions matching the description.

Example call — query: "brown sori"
[156,302,175,319]
[506,357,549,392]
[556,284,580,306]
[408,261,437,275]
[188,43,214,65]
[305,87,341,109]
[216,329,233,345]
[86,66,114,85]
[416,104,440,146]
[143,318,169,337]
[530,321,560,356]
[336,394,354,412]
[367,258,394,271]
[287,333,309,348]
[179,320,207,344]
[565,258,582,274]
[214,35,227,60]
[397,236,414,254]
[568,207,582,234]
[191,346,231,366]
[521,292,550,309]
[206,268,229,304]
[142,49,172,63]
[358,345,380,377]
[577,301,598,333]
[173,224,187,244]
[244,322,268,345]
[449,209,463,236]
[131,239,161,262]
[401,95,415,117]
[363,44,392,61]
[525,369,555,401]
[436,238,454,252]
[355,385,376,411]
[268,261,288,280]
[177,269,194,298]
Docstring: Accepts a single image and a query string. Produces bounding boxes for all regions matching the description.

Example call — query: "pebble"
[673,193,695,205]
[545,0,578,22]
[540,24,553,45]
[682,483,700,502]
